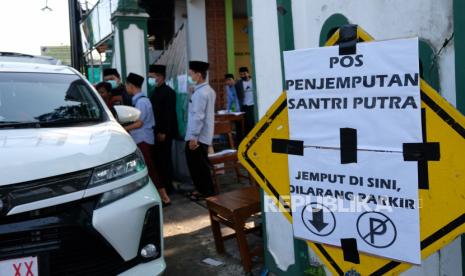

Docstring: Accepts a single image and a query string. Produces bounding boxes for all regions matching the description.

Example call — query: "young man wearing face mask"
[103,68,132,106]
[184,61,216,200]
[148,64,178,194]
[235,67,255,135]
[124,72,171,206]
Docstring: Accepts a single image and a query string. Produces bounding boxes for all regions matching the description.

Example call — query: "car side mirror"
[113,105,141,124]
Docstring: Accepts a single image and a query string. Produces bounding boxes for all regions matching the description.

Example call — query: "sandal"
[184,191,195,197]
[188,192,205,202]
[162,201,172,208]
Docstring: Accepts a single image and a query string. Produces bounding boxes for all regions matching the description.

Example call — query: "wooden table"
[215,112,246,141]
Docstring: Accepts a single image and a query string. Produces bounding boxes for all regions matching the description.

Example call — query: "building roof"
[40,46,71,65]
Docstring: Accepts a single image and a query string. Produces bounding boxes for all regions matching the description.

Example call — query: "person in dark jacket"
[235,66,256,136]
[103,68,132,106]
[149,64,178,193]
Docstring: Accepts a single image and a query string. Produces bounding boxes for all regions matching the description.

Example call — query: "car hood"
[0,122,136,186]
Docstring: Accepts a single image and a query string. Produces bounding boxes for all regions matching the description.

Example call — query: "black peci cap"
[239,67,249,73]
[96,81,112,92]
[126,72,144,88]
[189,61,209,72]
[224,73,234,79]
[149,64,166,76]
[103,68,120,78]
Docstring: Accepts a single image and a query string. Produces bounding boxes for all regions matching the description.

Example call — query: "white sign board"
[284,38,421,264]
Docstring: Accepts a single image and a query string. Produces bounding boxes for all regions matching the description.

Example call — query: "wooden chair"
[209,121,250,193]
[206,186,262,273]
[215,112,246,143]
[213,120,236,149]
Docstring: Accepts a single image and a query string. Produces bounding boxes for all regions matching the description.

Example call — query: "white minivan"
[0,62,165,275]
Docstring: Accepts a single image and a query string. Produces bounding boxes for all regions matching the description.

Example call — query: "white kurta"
[185,82,216,145]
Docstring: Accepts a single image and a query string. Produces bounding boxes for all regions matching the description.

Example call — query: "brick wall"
[205,0,227,110]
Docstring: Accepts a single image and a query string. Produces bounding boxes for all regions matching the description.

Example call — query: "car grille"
[0,169,92,215]
[47,226,137,276]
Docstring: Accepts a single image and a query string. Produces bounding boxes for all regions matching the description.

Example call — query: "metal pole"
[68,0,82,70]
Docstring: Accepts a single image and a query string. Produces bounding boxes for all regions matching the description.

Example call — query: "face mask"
[148,78,157,86]
[107,80,117,89]
[188,76,197,86]
[241,76,248,81]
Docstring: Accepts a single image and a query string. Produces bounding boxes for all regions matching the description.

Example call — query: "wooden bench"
[206,186,262,273]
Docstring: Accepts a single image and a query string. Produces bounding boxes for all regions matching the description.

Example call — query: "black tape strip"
[417,160,429,190]
[340,238,360,264]
[402,109,440,189]
[403,142,440,161]
[339,40,357,56]
[418,108,430,189]
[338,24,358,55]
[340,128,357,164]
[421,108,427,141]
[271,139,304,156]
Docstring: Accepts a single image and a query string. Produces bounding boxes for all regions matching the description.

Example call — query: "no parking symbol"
[357,212,397,248]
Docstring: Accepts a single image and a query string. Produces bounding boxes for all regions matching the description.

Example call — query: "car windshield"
[0,72,104,128]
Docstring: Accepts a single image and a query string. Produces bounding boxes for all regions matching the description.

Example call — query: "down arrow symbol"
[309,208,328,232]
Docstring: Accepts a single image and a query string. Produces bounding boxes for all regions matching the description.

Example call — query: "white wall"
[291,0,456,106]
[175,0,187,31]
[401,238,462,276]
[251,0,297,272]
[112,29,122,74]
[251,0,283,117]
[186,0,208,62]
[124,24,148,94]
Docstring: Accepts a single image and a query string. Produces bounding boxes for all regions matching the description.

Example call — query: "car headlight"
[96,176,149,208]
[89,150,146,187]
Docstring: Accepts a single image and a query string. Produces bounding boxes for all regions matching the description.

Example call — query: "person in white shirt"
[184,61,216,200]
[235,66,255,136]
